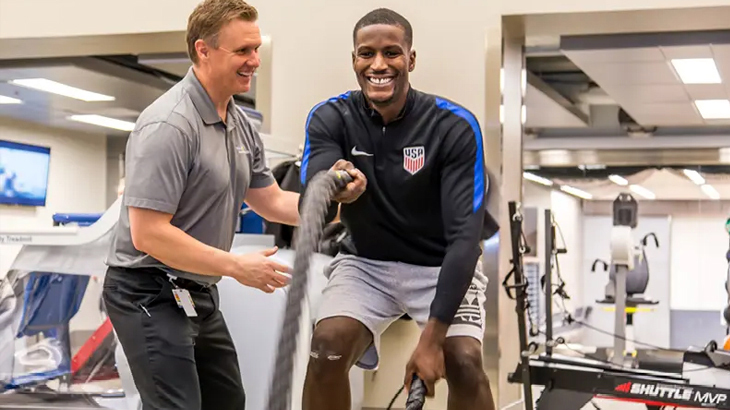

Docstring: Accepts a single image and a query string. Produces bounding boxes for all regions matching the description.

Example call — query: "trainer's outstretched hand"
[231,247,292,293]
[330,159,367,204]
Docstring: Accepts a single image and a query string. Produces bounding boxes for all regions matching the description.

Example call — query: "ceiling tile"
[580,61,680,85]
[710,44,730,60]
[601,83,689,104]
[703,118,730,126]
[684,84,728,100]
[525,83,588,128]
[563,47,665,64]
[709,45,730,89]
[660,45,714,60]
[623,102,703,126]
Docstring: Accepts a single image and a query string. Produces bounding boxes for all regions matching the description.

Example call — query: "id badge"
[172,289,198,317]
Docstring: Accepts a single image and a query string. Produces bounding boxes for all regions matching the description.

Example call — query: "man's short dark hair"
[353,8,413,49]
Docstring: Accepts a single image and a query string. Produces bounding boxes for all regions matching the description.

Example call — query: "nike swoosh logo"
[351,146,373,157]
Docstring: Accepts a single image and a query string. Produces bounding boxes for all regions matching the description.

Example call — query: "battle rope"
[265,168,426,410]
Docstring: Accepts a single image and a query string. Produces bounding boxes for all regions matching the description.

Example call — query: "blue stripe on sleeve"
[300,91,351,185]
[434,97,485,213]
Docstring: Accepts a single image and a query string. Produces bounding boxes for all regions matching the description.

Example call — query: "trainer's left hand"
[404,338,445,397]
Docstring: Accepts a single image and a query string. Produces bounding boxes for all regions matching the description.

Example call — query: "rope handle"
[406,375,426,410]
[331,169,354,186]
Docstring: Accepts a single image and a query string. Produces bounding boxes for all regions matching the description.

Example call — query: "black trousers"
[102,266,246,410]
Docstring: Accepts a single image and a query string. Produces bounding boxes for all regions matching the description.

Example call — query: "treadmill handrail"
[0,197,121,246]
[531,355,687,381]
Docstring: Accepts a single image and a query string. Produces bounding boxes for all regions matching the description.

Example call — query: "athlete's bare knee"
[444,337,487,391]
[308,326,353,375]
[308,317,371,376]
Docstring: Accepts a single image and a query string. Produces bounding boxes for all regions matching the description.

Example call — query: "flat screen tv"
[0,140,51,207]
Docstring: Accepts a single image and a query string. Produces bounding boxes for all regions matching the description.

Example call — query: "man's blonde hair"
[186,0,258,64]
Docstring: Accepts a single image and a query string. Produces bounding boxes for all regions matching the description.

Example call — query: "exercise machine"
[0,197,365,410]
[505,195,730,410]
[591,194,660,363]
[711,216,730,352]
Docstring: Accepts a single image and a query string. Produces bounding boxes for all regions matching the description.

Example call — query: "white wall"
[106,136,127,208]
[523,182,585,312]
[550,190,585,312]
[0,117,107,334]
[670,216,728,311]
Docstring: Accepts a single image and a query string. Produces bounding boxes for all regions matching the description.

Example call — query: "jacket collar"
[359,85,417,124]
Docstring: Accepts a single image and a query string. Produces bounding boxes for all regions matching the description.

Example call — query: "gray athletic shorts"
[314,253,488,370]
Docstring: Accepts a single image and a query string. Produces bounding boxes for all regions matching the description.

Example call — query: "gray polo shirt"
[105,67,274,285]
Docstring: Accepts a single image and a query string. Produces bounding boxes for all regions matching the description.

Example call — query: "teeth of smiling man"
[369,77,393,85]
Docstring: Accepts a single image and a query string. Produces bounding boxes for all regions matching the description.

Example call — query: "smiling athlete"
[299,8,497,410]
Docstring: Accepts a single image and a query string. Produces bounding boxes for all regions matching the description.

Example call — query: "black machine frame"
[503,200,730,410]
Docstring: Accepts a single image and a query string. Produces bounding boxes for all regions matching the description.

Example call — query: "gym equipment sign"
[605,379,728,407]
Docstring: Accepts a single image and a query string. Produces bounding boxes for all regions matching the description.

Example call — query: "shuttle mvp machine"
[505,194,730,410]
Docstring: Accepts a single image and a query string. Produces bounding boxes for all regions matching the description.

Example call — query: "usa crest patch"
[403,146,425,175]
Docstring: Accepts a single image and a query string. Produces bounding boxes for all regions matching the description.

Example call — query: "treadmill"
[0,213,125,410]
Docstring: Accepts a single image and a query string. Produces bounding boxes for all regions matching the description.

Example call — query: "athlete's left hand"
[330,159,367,203]
[404,338,445,397]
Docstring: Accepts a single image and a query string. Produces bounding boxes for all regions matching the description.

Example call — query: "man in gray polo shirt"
[102,1,300,409]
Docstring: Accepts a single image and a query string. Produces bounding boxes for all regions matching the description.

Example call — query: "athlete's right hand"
[230,247,292,293]
[331,159,367,204]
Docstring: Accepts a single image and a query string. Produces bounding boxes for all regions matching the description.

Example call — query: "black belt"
[111,266,212,292]
[168,276,211,292]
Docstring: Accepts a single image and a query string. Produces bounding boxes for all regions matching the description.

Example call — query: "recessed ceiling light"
[609,174,628,186]
[560,185,592,200]
[68,114,135,131]
[671,58,721,84]
[0,95,21,104]
[694,99,730,119]
[701,184,720,200]
[9,78,115,102]
[523,172,553,186]
[629,184,656,200]
[682,169,706,185]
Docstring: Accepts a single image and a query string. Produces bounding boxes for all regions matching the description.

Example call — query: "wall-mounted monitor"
[0,140,51,207]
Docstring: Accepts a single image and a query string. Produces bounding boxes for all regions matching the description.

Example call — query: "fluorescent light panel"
[701,184,720,200]
[68,115,135,131]
[683,169,706,185]
[523,172,553,186]
[629,184,656,200]
[608,174,628,186]
[670,58,721,84]
[695,99,730,119]
[10,78,115,102]
[0,95,21,104]
[560,185,592,200]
